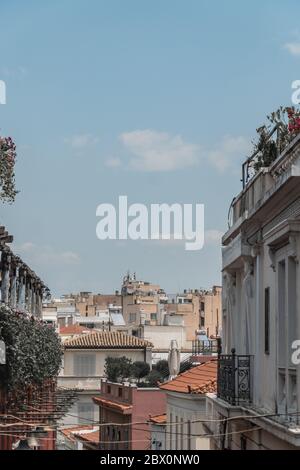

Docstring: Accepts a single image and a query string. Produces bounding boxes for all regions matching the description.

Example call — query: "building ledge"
[207,394,300,447]
[92,396,133,414]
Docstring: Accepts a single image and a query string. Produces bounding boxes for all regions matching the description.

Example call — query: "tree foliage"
[143,370,163,387]
[153,359,169,378]
[104,356,133,382]
[0,305,63,391]
[131,361,150,381]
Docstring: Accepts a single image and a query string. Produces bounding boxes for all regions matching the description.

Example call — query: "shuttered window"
[74,354,96,376]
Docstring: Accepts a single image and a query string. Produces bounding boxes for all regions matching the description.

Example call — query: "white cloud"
[105,157,122,168]
[207,135,251,172]
[119,129,199,172]
[64,133,99,149]
[284,42,300,56]
[14,242,80,266]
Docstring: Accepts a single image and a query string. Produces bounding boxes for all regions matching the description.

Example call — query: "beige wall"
[122,294,159,326]
[165,295,199,342]
[63,348,149,377]
[139,325,188,351]
[201,286,222,337]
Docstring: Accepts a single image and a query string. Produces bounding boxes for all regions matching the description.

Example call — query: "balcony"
[192,339,219,355]
[57,375,101,391]
[217,349,252,406]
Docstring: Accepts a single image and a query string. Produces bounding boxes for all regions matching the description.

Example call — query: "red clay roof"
[149,413,167,424]
[59,325,91,335]
[60,425,94,442]
[64,330,153,349]
[159,360,217,394]
[93,396,133,414]
[74,430,100,444]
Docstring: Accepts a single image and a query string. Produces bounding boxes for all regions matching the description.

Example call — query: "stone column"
[17,270,26,311]
[9,265,17,309]
[31,284,36,316]
[1,253,10,305]
[37,287,43,317]
[26,278,32,313]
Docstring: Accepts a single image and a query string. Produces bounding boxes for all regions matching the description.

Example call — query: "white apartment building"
[206,131,300,449]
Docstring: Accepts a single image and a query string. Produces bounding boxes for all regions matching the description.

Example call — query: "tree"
[153,359,169,378]
[131,361,150,382]
[145,370,163,387]
[104,356,132,382]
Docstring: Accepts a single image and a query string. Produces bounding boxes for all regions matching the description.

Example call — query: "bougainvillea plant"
[0,136,18,203]
[0,305,63,391]
[252,106,300,172]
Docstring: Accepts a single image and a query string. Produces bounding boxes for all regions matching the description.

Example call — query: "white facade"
[165,391,210,450]
[206,133,300,450]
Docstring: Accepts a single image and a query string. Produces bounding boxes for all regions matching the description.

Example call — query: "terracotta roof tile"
[93,396,133,414]
[64,330,153,349]
[160,360,217,394]
[149,413,167,424]
[60,425,94,442]
[59,325,92,335]
[73,430,100,443]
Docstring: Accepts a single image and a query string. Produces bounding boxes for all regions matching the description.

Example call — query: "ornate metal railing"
[192,339,219,355]
[217,349,252,405]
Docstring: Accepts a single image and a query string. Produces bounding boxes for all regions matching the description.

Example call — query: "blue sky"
[0,0,300,295]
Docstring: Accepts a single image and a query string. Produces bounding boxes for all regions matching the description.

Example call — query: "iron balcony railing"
[192,339,219,356]
[217,348,252,406]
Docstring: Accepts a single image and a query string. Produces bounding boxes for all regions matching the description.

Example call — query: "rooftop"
[159,360,217,394]
[60,425,95,443]
[92,396,133,414]
[73,429,100,444]
[59,325,92,335]
[64,330,153,349]
[149,413,167,425]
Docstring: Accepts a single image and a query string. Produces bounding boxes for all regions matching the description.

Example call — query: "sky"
[0,0,300,295]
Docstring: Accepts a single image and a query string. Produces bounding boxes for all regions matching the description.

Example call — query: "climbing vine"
[0,136,18,203]
[0,305,63,391]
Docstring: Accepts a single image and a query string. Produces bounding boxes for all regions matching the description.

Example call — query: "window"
[78,402,94,423]
[118,387,123,397]
[129,312,136,323]
[74,354,96,376]
[107,385,111,394]
[200,302,205,311]
[240,435,247,450]
[150,313,157,321]
[264,288,270,354]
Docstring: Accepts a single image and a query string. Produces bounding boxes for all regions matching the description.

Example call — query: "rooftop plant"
[252,106,300,173]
